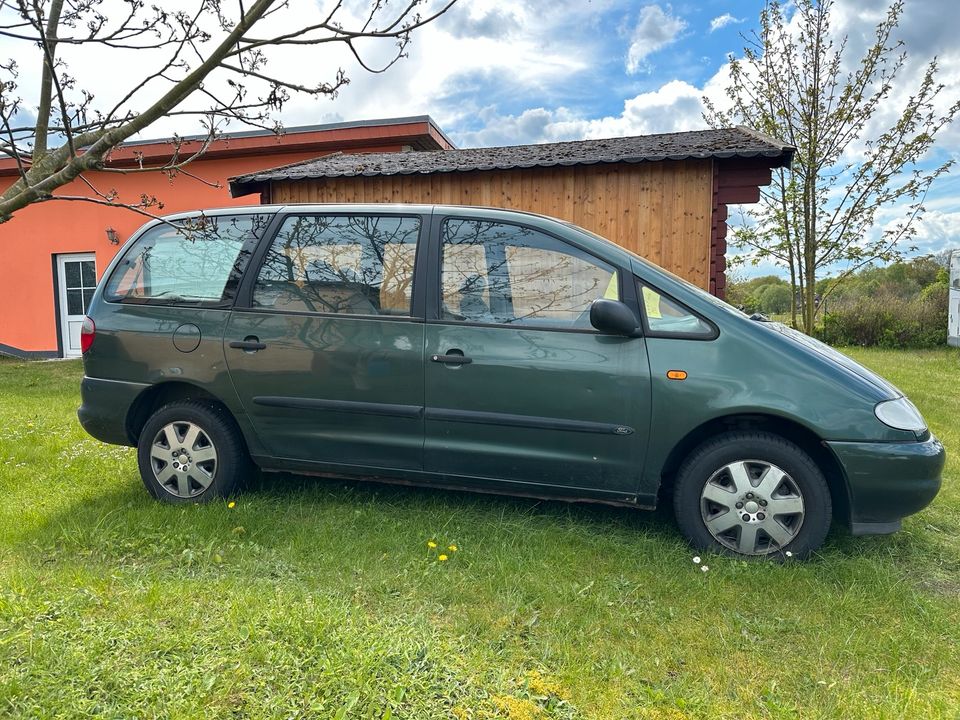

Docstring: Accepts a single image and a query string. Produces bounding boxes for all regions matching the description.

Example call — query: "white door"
[56,253,97,358]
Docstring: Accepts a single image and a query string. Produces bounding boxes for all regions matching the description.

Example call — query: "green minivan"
[78,204,944,558]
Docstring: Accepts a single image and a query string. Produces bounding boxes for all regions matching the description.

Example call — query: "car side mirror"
[590,299,641,337]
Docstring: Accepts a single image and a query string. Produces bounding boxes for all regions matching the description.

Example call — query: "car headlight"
[874,397,927,433]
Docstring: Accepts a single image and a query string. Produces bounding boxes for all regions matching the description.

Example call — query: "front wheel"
[673,432,832,559]
[137,401,250,503]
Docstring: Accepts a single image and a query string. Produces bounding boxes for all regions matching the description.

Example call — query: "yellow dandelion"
[227,501,236,509]
[427,540,437,548]
[448,544,458,552]
[438,554,448,562]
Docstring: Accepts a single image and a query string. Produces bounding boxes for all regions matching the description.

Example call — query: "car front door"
[225,212,427,471]
[423,216,651,501]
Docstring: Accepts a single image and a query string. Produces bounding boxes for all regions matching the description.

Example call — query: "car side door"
[422,215,652,502]
[224,212,427,471]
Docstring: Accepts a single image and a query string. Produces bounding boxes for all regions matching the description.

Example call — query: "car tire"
[673,431,832,559]
[136,401,251,503]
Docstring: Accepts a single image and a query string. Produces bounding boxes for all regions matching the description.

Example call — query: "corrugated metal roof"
[229,126,793,192]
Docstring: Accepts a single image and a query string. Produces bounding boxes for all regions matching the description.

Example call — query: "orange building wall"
[0,144,405,354]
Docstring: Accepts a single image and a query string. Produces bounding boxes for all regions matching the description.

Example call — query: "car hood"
[762,322,902,400]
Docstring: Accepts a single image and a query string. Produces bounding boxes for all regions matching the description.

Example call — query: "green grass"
[1,349,959,719]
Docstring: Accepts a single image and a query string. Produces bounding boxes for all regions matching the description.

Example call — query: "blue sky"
[2,0,957,275]
[294,0,957,277]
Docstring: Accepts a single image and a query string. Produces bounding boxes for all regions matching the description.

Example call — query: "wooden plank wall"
[269,159,715,290]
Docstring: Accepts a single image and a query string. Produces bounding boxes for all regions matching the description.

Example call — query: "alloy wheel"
[149,421,218,498]
[700,459,805,556]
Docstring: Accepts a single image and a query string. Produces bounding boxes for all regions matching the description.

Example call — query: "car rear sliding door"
[224,212,428,471]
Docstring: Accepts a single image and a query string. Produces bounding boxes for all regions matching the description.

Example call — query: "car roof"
[158,203,573,224]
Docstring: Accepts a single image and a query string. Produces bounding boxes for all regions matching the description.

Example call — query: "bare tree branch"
[0,0,458,221]
[704,0,958,332]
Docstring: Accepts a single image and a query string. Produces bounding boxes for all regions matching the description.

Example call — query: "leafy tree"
[726,274,791,313]
[0,0,455,222]
[704,0,958,332]
[757,283,791,314]
[816,255,950,348]
[819,254,946,303]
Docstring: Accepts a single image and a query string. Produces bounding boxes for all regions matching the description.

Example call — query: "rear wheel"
[673,432,831,559]
[137,401,250,503]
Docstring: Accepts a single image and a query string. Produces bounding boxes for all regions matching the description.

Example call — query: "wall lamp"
[105,227,120,245]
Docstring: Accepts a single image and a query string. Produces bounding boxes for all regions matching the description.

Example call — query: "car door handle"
[431,354,472,365]
[230,338,267,352]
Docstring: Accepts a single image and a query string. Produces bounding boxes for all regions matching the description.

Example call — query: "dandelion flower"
[227,501,236,509]
[692,556,701,564]
[448,544,458,552]
[785,551,793,558]
[438,554,448,562]
[427,540,438,549]
[701,565,709,572]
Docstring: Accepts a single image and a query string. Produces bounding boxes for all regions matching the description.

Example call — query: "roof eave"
[228,149,795,190]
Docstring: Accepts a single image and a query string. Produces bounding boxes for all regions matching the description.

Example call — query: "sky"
[2,0,960,276]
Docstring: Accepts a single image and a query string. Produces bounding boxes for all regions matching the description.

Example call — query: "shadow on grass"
[14,463,944,585]
[13,466,688,579]
[244,467,677,529]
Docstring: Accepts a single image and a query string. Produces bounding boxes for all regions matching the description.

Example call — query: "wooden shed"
[229,127,794,298]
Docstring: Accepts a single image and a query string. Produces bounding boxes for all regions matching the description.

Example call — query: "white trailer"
[950,250,960,347]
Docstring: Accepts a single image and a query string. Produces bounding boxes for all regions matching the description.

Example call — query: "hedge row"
[817,285,949,349]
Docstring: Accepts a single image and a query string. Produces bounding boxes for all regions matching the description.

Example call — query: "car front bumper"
[826,435,945,535]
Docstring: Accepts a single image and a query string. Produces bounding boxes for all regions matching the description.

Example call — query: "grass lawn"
[1,349,958,719]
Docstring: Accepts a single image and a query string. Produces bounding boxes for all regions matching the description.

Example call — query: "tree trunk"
[804,250,817,333]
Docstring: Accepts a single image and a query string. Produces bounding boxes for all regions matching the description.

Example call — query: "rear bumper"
[826,436,945,534]
[78,376,148,446]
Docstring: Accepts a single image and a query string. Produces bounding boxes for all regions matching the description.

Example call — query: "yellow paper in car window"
[603,272,619,300]
[643,286,662,319]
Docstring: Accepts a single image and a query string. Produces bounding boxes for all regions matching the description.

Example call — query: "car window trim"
[234,210,430,321]
[230,306,424,323]
[103,213,276,309]
[636,278,719,341]
[429,213,635,334]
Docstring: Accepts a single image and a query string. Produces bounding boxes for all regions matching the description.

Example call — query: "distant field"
[1,349,958,719]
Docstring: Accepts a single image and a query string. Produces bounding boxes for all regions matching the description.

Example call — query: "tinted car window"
[253,215,420,316]
[639,281,715,337]
[441,219,618,329]
[104,214,271,304]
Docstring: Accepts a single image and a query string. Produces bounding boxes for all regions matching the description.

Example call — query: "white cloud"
[4,0,959,266]
[714,0,960,265]
[709,13,743,33]
[881,208,960,256]
[828,0,960,157]
[254,0,617,137]
[443,6,521,38]
[626,5,687,74]
[0,0,612,143]
[454,79,715,147]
